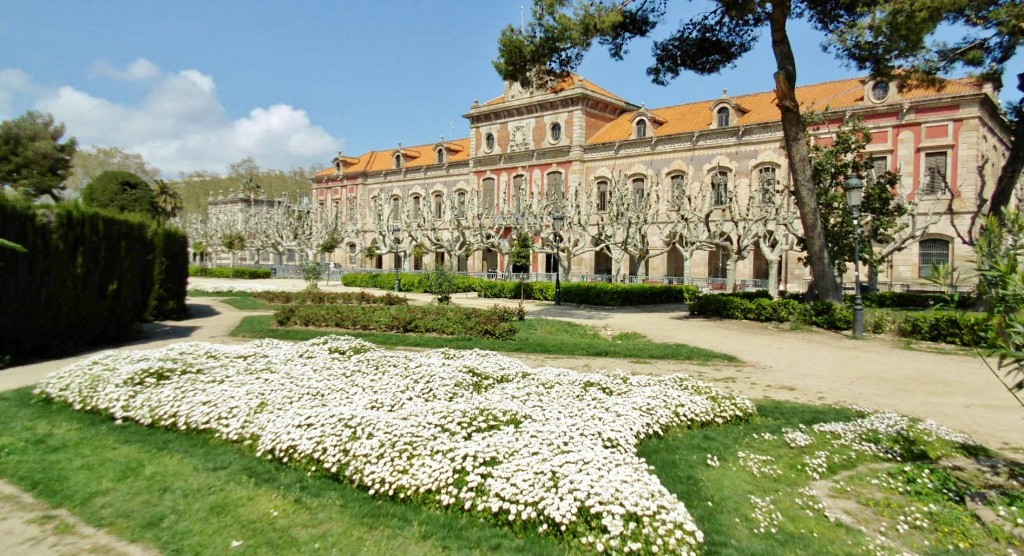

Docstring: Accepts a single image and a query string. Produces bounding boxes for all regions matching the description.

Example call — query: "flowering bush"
[36,337,755,554]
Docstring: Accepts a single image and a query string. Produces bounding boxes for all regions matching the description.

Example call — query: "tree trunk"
[767,256,780,299]
[989,87,1024,222]
[726,253,737,292]
[768,0,841,302]
[682,254,692,285]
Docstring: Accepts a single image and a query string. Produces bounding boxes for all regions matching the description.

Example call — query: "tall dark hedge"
[0,195,188,362]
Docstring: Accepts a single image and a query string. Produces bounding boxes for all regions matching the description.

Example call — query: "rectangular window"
[922,152,947,196]
[596,181,608,212]
[481,178,495,214]
[347,197,356,223]
[433,194,443,219]
[411,196,421,220]
[391,198,401,222]
[918,238,950,277]
[712,172,729,207]
[631,177,645,209]
[513,175,525,211]
[546,172,563,203]
[869,156,888,182]
[670,174,687,208]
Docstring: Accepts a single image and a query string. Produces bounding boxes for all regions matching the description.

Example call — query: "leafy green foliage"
[974,211,1024,391]
[170,158,316,215]
[273,304,523,340]
[808,118,907,276]
[152,179,182,220]
[0,196,187,361]
[252,290,408,306]
[81,170,159,218]
[424,265,457,304]
[508,233,533,271]
[301,261,323,289]
[188,266,271,279]
[0,111,77,201]
[65,146,161,192]
[690,294,853,331]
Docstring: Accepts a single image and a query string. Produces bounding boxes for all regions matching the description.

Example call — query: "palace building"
[312,74,1012,292]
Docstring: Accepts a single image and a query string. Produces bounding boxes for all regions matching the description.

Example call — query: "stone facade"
[313,75,1013,291]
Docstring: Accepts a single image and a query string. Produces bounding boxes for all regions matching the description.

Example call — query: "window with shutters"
[921,152,948,196]
[918,238,950,277]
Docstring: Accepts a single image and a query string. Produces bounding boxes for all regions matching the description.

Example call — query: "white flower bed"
[36,336,756,554]
[187,281,293,293]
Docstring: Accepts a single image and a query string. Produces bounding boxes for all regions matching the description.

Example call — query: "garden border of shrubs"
[252,290,407,306]
[273,303,526,340]
[189,266,272,279]
[690,291,994,347]
[340,272,699,306]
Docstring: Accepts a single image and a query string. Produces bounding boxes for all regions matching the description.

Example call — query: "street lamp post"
[843,175,865,338]
[552,212,564,306]
[392,224,402,292]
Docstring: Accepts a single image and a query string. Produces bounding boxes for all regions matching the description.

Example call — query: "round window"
[485,133,495,152]
[871,80,890,102]
[550,122,562,142]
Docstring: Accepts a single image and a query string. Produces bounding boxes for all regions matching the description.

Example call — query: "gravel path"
[1,277,1021,553]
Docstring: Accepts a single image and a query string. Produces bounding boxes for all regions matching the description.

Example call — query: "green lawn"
[218,296,277,311]
[1,390,1012,555]
[232,314,738,363]
[0,388,563,556]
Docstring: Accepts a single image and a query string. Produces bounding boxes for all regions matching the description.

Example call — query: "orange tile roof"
[482,73,627,107]
[316,138,472,179]
[586,76,984,145]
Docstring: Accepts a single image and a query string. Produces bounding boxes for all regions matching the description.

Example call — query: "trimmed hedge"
[189,266,272,279]
[341,273,699,306]
[689,293,852,331]
[867,310,994,348]
[273,303,525,340]
[848,291,977,310]
[0,196,188,361]
[691,291,994,345]
[252,290,407,305]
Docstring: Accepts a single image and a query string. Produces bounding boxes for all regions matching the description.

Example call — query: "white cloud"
[91,58,162,82]
[0,61,341,176]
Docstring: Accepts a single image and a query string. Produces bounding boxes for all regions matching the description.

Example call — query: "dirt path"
[1,277,1021,553]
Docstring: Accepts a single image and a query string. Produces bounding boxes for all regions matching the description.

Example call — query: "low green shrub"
[273,304,522,340]
[895,312,993,348]
[850,291,978,310]
[478,281,696,306]
[799,301,854,331]
[252,290,407,305]
[189,266,272,279]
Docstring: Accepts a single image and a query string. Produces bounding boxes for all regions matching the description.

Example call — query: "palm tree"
[153,179,183,220]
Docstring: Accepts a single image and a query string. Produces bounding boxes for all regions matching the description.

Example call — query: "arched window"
[635,119,647,139]
[918,238,950,278]
[757,166,778,204]
[481,177,496,213]
[411,195,422,220]
[631,177,646,208]
[550,122,562,143]
[512,174,526,211]
[546,171,563,203]
[485,133,495,152]
[717,106,730,127]
[394,153,403,169]
[669,173,688,208]
[596,180,609,212]
[390,196,401,222]
[347,243,357,265]
[432,193,444,219]
[436,148,446,164]
[456,190,466,218]
[712,170,730,207]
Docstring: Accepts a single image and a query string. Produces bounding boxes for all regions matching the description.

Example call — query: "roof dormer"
[391,144,421,169]
[331,151,361,174]
[710,89,749,129]
[433,137,465,165]
[864,77,899,105]
[630,106,666,139]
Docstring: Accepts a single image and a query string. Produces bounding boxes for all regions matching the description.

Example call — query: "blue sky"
[2,1,1019,177]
